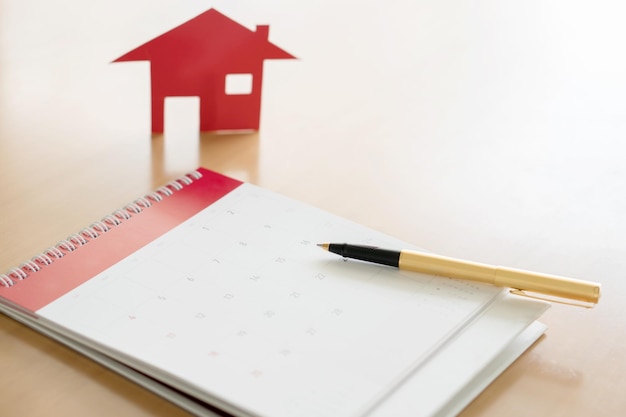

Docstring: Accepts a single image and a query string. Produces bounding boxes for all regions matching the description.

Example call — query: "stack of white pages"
[0,168,548,417]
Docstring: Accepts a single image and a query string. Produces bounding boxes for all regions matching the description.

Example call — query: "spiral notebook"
[0,168,549,417]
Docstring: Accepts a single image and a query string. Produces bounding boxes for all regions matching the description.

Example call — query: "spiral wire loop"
[0,171,202,288]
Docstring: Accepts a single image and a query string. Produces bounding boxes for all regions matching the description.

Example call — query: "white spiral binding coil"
[68,233,88,246]
[0,170,203,288]
[33,254,53,265]
[56,240,77,252]
[114,209,132,220]
[91,221,110,233]
[167,181,184,191]
[103,214,122,226]
[9,267,28,280]
[0,275,13,287]
[124,203,143,214]
[21,260,41,273]
[46,247,65,259]
[156,186,173,197]
[134,197,152,208]
[145,191,163,202]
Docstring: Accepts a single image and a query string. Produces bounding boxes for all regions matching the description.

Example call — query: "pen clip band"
[509,289,596,309]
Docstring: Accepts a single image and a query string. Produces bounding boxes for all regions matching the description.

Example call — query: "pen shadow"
[318,257,470,302]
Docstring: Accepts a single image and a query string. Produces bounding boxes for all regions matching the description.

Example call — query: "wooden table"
[1,1,625,416]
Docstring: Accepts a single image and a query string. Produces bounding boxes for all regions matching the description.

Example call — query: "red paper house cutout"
[113,9,295,133]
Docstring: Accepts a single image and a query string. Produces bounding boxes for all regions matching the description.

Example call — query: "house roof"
[113,8,295,68]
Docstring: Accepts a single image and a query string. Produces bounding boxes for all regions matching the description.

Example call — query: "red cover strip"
[0,168,242,312]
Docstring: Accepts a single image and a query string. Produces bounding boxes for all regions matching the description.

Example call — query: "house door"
[164,96,201,135]
[161,97,201,170]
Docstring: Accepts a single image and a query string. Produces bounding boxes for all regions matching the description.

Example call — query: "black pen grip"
[327,244,400,268]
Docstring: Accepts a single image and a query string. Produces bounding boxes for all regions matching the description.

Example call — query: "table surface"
[2,1,625,416]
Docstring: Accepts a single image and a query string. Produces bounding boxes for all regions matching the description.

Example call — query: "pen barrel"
[494,267,601,304]
[399,251,497,284]
[399,250,601,304]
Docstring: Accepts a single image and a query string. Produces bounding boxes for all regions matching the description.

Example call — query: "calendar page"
[37,183,501,417]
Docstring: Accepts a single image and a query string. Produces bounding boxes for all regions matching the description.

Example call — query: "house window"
[225,73,253,95]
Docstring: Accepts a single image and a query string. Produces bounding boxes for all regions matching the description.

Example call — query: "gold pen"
[318,243,601,307]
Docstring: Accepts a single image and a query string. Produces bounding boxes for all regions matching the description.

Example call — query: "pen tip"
[317,243,329,250]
